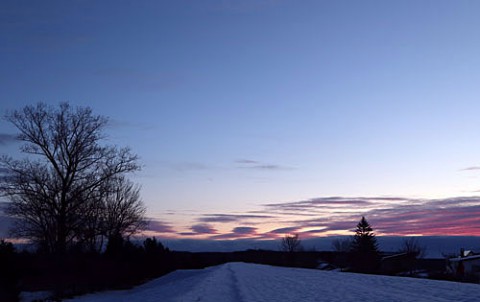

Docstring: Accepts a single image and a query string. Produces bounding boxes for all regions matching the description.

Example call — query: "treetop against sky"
[2,0,480,239]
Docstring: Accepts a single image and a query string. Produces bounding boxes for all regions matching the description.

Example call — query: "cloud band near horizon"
[145,196,480,240]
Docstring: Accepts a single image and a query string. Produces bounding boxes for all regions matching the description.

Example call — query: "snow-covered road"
[67,262,480,302]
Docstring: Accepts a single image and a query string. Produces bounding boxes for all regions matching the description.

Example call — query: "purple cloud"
[159,196,480,239]
[232,227,257,235]
[204,227,259,240]
[235,159,292,171]
[300,229,327,235]
[264,197,376,213]
[462,166,480,171]
[178,232,198,236]
[268,226,300,234]
[147,219,175,233]
[366,201,480,236]
[235,159,259,164]
[253,196,480,237]
[199,214,274,223]
[191,224,218,235]
[0,133,17,145]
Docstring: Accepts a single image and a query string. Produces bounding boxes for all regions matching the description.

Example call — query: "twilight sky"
[2,0,480,240]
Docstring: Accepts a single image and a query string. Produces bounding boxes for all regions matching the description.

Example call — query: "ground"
[51,262,480,301]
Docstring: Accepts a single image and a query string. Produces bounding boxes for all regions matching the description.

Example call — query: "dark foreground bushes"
[2,240,344,301]
[2,238,470,302]
[0,240,20,302]
[1,237,173,301]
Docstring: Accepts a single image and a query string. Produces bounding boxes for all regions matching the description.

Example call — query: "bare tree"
[399,237,426,259]
[281,234,303,253]
[76,176,146,252]
[332,237,352,252]
[101,176,146,239]
[0,103,143,254]
[395,237,426,275]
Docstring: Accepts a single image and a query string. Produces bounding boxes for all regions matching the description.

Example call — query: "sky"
[2,0,480,241]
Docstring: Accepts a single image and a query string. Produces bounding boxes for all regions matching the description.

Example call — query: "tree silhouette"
[0,240,19,302]
[397,237,426,275]
[144,237,168,255]
[281,234,303,253]
[399,237,425,259]
[332,237,352,252]
[349,216,380,273]
[0,103,144,254]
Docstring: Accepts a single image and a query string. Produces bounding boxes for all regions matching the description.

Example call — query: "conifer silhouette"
[349,216,380,273]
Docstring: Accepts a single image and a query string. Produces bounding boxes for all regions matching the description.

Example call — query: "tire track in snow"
[179,262,244,301]
[225,263,244,302]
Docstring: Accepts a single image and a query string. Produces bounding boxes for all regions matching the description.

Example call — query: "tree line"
[281,216,383,273]
[282,216,426,274]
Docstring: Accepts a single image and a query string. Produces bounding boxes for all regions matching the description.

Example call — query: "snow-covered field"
[63,262,479,302]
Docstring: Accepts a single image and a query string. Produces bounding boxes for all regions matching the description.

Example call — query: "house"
[447,249,480,279]
[381,252,417,275]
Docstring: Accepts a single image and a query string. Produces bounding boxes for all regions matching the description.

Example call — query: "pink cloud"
[158,196,480,239]
[191,224,218,235]
[147,219,176,233]
[233,227,257,235]
[207,227,259,240]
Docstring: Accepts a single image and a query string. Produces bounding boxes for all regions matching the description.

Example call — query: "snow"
[64,262,479,302]
[20,291,52,302]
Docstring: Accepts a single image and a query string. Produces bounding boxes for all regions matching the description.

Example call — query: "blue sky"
[2,0,480,239]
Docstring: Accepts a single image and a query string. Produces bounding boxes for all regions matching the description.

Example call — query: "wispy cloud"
[0,133,17,145]
[235,159,293,171]
[253,164,289,170]
[273,196,480,236]
[107,119,154,131]
[266,196,374,208]
[208,226,259,240]
[235,159,259,164]
[199,213,274,223]
[93,68,184,91]
[156,196,480,239]
[232,227,257,235]
[461,166,480,171]
[167,162,210,172]
[364,197,480,236]
[0,210,16,238]
[180,224,218,236]
[268,226,301,234]
[263,197,379,216]
[147,219,176,234]
[269,196,480,236]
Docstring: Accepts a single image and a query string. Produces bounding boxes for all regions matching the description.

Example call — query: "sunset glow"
[2,1,480,243]
[144,196,480,239]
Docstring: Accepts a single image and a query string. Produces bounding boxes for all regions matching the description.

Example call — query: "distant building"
[447,249,480,279]
[381,252,417,275]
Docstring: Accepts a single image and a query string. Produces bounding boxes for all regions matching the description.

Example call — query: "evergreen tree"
[349,216,380,273]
